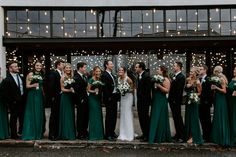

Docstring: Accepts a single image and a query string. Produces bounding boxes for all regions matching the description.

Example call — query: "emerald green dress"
[58,92,76,140]
[22,79,44,140]
[211,88,230,146]
[228,79,236,146]
[149,87,171,144]
[88,78,104,140]
[184,85,203,144]
[0,97,9,140]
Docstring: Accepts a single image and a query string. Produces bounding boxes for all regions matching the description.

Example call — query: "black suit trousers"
[169,101,184,139]
[105,94,118,137]
[199,103,212,141]
[49,94,61,138]
[76,99,89,137]
[137,99,150,138]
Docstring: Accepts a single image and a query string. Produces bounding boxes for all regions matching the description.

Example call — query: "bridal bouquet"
[91,80,104,94]
[64,78,75,89]
[187,93,200,105]
[117,81,131,96]
[151,74,164,84]
[30,74,43,89]
[208,76,221,86]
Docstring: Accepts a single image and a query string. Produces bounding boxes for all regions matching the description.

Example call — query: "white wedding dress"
[118,76,134,141]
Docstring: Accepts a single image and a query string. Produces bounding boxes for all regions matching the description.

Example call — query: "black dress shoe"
[11,135,20,140]
[136,135,144,140]
[140,137,148,142]
[78,135,88,140]
[105,136,115,141]
[49,136,57,141]
[177,138,184,143]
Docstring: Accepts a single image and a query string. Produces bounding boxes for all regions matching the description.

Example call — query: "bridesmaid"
[87,66,104,140]
[58,63,76,140]
[22,61,44,140]
[149,66,171,144]
[211,66,230,146]
[228,66,236,146]
[184,67,203,145]
[0,80,9,140]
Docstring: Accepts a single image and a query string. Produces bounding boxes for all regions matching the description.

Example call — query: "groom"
[101,60,119,141]
[135,62,151,141]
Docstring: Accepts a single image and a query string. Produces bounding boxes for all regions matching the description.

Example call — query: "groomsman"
[73,62,89,140]
[135,62,151,141]
[168,61,185,142]
[199,65,213,142]
[101,60,119,141]
[0,61,25,139]
[48,60,64,140]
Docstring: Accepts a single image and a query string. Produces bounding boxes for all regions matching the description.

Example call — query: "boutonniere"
[173,76,176,81]
[202,79,206,83]
[20,74,24,77]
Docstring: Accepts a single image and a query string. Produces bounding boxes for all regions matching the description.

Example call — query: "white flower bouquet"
[117,81,131,96]
[151,74,165,84]
[91,80,104,94]
[64,78,75,89]
[30,74,43,89]
[208,76,221,86]
[187,93,200,105]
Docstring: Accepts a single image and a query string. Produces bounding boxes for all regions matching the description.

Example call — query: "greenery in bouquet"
[151,74,165,84]
[208,76,221,86]
[30,74,43,84]
[117,81,131,96]
[64,78,75,89]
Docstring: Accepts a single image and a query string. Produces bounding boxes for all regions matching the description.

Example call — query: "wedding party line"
[0,59,236,147]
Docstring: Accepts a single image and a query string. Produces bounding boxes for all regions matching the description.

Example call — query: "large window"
[5,7,236,38]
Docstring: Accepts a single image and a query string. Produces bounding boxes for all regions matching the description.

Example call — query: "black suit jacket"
[168,72,186,104]
[200,76,213,106]
[101,71,117,103]
[0,73,24,105]
[73,72,88,104]
[137,71,152,104]
[48,70,61,98]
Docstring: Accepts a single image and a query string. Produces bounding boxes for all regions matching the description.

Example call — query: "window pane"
[120,23,131,37]
[198,10,207,21]
[221,9,230,21]
[143,23,153,36]
[53,24,64,37]
[100,24,111,37]
[99,11,110,23]
[177,23,187,36]
[154,10,163,22]
[232,22,236,35]
[40,11,50,23]
[17,11,27,23]
[143,10,152,22]
[28,11,39,23]
[40,24,50,37]
[231,9,236,21]
[86,10,96,23]
[17,24,28,37]
[6,11,16,23]
[221,22,230,35]
[75,11,86,23]
[132,10,142,22]
[177,10,186,22]
[166,23,176,36]
[121,10,131,23]
[166,10,176,22]
[64,11,74,23]
[64,24,75,37]
[210,9,220,21]
[75,24,86,37]
[210,22,221,36]
[28,24,39,37]
[53,11,63,23]
[198,22,208,36]
[154,23,164,36]
[187,23,198,36]
[6,24,16,37]
[132,23,142,37]
[86,24,97,37]
[187,10,197,22]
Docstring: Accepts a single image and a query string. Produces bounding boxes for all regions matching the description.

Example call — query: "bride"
[117,67,134,141]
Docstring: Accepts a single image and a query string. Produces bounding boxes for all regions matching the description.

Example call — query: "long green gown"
[228,79,236,146]
[22,79,44,140]
[58,92,76,140]
[149,87,171,144]
[0,97,9,140]
[88,78,104,140]
[211,88,230,146]
[184,86,203,145]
